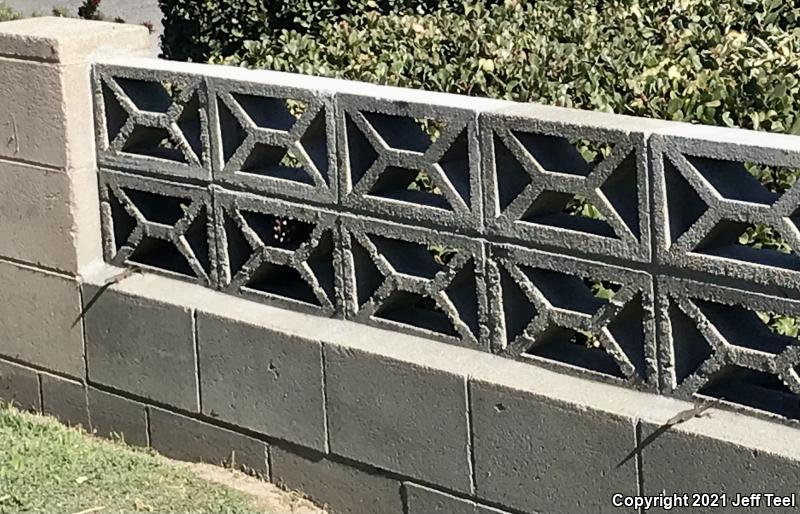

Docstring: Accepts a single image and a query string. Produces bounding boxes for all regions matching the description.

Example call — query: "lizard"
[616,397,724,469]
[71,267,143,328]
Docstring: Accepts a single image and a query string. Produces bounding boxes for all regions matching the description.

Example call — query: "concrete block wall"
[3,16,800,514]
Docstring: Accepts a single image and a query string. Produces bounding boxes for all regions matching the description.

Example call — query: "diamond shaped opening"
[299,108,330,185]
[361,111,431,153]
[115,77,173,113]
[700,365,800,420]
[606,294,647,378]
[493,133,532,211]
[374,291,457,337]
[222,213,253,278]
[513,132,612,176]
[520,266,608,315]
[351,236,385,307]
[121,188,190,226]
[369,166,451,211]
[232,93,296,131]
[245,262,320,306]
[129,236,194,277]
[667,300,714,384]
[122,125,185,162]
[240,143,314,185]
[523,326,624,378]
[600,152,640,238]
[107,188,136,251]
[102,81,128,142]
[438,129,471,205]
[183,207,211,274]
[444,259,480,338]
[345,114,379,185]
[368,234,451,279]
[240,211,314,251]
[664,155,708,244]
[218,97,248,162]
[521,191,617,238]
[306,229,336,303]
[694,299,797,355]
[694,220,800,271]
[686,155,779,205]
[498,264,538,343]
[176,91,203,161]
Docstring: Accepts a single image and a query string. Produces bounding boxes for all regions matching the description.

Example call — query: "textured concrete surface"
[404,483,512,514]
[197,312,327,451]
[88,387,148,446]
[83,285,199,411]
[149,407,269,475]
[0,359,40,412]
[40,373,89,428]
[270,446,403,514]
[325,345,472,493]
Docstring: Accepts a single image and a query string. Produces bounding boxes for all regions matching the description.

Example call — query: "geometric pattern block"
[214,188,340,317]
[98,169,216,287]
[93,64,211,182]
[658,276,800,421]
[481,113,651,262]
[340,214,489,350]
[337,93,483,232]
[208,78,337,204]
[653,134,800,291]
[488,244,657,389]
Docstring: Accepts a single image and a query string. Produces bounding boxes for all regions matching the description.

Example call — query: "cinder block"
[340,214,489,350]
[336,92,483,232]
[652,131,800,292]
[93,64,211,182]
[40,373,89,428]
[470,379,638,513]
[487,243,657,390]
[325,344,472,493]
[640,409,800,514]
[214,189,341,317]
[657,276,800,422]
[0,359,40,412]
[0,261,84,377]
[83,285,199,412]
[0,159,101,273]
[197,312,327,451]
[88,388,148,447]
[207,77,337,204]
[98,170,217,288]
[480,105,652,262]
[149,407,269,475]
[404,483,512,514]
[271,445,403,514]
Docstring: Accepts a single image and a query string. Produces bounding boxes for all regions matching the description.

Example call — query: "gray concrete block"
[487,243,657,390]
[93,64,211,182]
[271,445,403,514]
[404,483,512,514]
[83,285,199,412]
[0,359,40,412]
[640,412,800,514]
[0,261,84,377]
[40,373,89,428]
[481,108,651,262]
[214,188,341,318]
[149,407,269,475]
[207,77,337,205]
[98,169,217,288]
[470,379,638,513]
[325,344,472,493]
[197,312,327,451]
[652,132,800,291]
[88,388,148,447]
[336,92,483,232]
[340,214,489,350]
[657,276,800,423]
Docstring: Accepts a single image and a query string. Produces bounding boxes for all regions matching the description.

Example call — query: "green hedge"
[0,2,20,22]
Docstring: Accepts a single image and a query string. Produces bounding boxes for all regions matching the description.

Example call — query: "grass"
[0,405,268,514]
[0,2,20,22]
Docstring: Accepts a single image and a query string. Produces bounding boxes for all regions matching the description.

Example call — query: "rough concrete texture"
[480,109,652,262]
[93,64,211,182]
[324,344,472,494]
[88,387,148,447]
[657,276,800,422]
[40,373,89,428]
[98,170,217,287]
[196,312,327,451]
[0,261,84,377]
[404,483,512,514]
[0,359,40,412]
[214,188,341,317]
[337,92,484,232]
[207,77,337,205]
[82,284,199,412]
[487,243,657,390]
[270,446,403,514]
[0,17,151,65]
[340,214,489,350]
[652,133,800,292]
[149,407,269,475]
[470,379,639,514]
